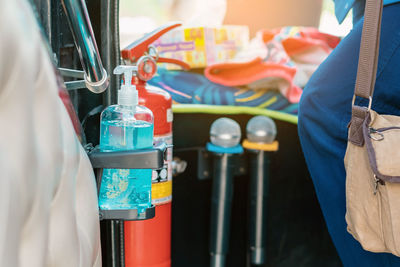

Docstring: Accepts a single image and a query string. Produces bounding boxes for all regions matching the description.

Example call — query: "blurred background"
[28,0,353,265]
[116,1,351,266]
[120,0,353,48]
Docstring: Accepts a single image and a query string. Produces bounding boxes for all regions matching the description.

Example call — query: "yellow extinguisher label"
[152,181,173,203]
[152,134,173,205]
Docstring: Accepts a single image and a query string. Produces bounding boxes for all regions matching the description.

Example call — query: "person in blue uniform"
[298,0,400,266]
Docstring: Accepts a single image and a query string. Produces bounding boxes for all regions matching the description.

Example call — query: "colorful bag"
[204,27,340,103]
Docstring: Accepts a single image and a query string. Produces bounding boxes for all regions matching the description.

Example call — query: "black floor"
[171,113,342,267]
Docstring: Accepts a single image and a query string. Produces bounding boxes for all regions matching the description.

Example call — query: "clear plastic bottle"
[98,66,154,213]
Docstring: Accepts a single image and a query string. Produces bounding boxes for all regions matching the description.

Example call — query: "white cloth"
[0,0,101,266]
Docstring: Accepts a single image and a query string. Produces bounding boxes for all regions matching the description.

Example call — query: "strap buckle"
[352,95,372,111]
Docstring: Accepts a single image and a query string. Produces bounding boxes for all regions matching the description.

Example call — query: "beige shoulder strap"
[354,0,383,100]
[348,0,384,146]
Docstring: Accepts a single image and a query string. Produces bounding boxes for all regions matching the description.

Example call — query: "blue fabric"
[148,70,298,114]
[206,143,244,154]
[298,3,400,266]
[334,0,400,24]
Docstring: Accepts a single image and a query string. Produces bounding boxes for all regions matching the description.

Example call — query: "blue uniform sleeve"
[334,0,356,24]
[334,0,400,25]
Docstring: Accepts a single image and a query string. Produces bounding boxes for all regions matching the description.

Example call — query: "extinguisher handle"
[121,22,182,62]
[158,57,191,70]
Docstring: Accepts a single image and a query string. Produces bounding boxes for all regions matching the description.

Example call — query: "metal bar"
[119,220,125,267]
[99,3,120,266]
[65,80,87,90]
[99,207,155,221]
[101,0,120,106]
[44,0,51,44]
[88,143,167,170]
[61,0,109,93]
[59,67,85,79]
[249,151,269,265]
[210,154,235,267]
[110,220,121,267]
[34,0,52,45]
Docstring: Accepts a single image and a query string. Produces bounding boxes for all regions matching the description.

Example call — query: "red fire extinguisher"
[121,22,189,267]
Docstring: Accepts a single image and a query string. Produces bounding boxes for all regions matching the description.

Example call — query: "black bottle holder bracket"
[87,142,168,221]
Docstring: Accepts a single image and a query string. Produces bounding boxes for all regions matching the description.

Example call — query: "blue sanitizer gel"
[98,65,154,213]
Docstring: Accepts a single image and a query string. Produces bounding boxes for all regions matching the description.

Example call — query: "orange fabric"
[204,27,341,103]
[205,57,296,87]
[261,27,340,56]
[205,57,302,103]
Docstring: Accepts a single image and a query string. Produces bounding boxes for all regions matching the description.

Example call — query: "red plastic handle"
[157,57,190,70]
[121,22,182,62]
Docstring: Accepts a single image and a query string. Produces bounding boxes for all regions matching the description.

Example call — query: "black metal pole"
[100,220,123,267]
[101,0,120,106]
[248,150,269,265]
[119,220,125,267]
[210,153,235,267]
[100,1,122,264]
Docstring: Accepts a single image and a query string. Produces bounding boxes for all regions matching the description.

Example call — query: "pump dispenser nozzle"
[114,65,139,106]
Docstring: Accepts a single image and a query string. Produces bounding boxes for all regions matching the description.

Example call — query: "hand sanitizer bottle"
[98,65,154,213]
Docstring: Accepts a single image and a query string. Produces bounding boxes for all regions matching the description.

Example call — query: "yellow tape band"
[242,139,279,152]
